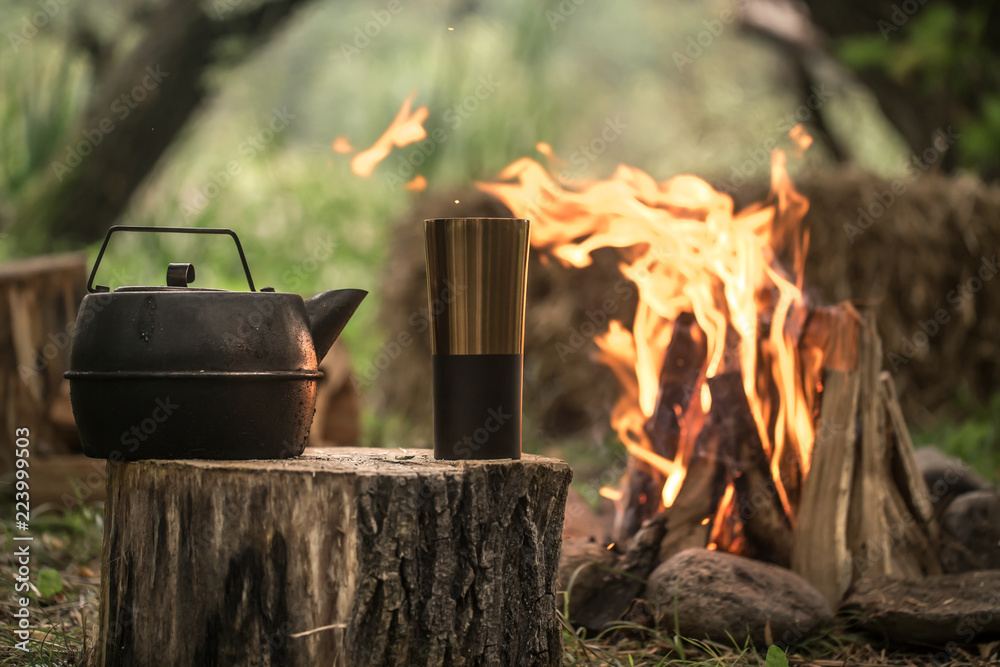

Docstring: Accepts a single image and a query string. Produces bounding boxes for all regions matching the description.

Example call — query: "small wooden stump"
[0,252,87,469]
[99,447,572,667]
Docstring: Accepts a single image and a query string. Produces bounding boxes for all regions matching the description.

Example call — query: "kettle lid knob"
[167,263,195,288]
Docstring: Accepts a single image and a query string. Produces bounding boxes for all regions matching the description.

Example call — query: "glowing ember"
[479,127,821,543]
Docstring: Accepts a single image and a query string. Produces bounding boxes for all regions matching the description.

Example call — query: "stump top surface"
[111,446,571,477]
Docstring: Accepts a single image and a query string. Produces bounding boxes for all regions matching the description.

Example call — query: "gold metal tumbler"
[423,218,530,459]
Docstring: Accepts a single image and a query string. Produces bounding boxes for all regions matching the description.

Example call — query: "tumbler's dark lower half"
[432,353,522,460]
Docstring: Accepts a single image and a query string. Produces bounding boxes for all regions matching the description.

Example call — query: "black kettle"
[65,226,366,460]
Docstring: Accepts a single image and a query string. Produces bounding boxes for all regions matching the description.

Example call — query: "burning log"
[644,312,706,461]
[99,448,571,666]
[619,313,707,537]
[714,372,793,567]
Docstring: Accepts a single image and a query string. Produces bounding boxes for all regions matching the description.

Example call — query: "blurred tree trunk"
[9,0,315,253]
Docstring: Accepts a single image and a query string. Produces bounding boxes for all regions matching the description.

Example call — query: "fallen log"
[99,447,572,667]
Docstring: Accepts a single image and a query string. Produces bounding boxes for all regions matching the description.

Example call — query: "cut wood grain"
[791,367,860,605]
[847,310,892,579]
[99,447,572,667]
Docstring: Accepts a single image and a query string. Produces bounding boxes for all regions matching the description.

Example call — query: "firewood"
[617,313,705,537]
[99,448,571,666]
[709,372,792,567]
[794,308,941,606]
[880,373,937,533]
[847,311,893,579]
[655,373,732,562]
[0,253,87,471]
[644,312,705,461]
[879,373,942,578]
[791,367,860,605]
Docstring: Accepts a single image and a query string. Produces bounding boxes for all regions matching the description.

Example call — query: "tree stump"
[99,447,572,667]
[0,252,87,471]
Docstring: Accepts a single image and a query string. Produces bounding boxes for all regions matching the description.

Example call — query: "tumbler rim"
[424,217,529,224]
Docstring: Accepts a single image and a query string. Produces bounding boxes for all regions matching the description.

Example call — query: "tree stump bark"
[99,447,572,667]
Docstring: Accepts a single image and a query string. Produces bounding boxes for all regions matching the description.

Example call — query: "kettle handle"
[87,225,257,293]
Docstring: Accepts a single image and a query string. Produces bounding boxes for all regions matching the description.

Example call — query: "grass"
[560,615,998,666]
[2,497,998,666]
[0,503,102,666]
[912,390,1000,483]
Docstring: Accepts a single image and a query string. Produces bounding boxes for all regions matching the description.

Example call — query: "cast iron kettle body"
[65,226,366,460]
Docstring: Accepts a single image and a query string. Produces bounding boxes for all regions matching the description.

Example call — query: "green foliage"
[764,645,788,667]
[912,391,1000,482]
[835,2,1000,172]
[35,569,63,598]
[0,42,89,201]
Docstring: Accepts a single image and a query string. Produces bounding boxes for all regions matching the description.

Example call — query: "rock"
[842,571,1000,645]
[557,538,629,632]
[940,490,1000,573]
[914,447,992,514]
[645,548,832,647]
[562,486,616,541]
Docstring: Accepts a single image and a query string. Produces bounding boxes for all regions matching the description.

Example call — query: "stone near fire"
[940,490,1000,573]
[914,446,992,514]
[842,571,1000,645]
[645,548,832,647]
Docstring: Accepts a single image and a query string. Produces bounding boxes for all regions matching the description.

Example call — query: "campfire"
[332,100,970,648]
[478,132,941,614]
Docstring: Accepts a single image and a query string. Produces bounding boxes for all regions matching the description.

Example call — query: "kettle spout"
[304,289,368,362]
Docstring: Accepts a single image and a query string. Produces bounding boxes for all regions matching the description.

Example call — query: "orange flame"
[404,175,428,191]
[479,135,817,534]
[350,92,429,178]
